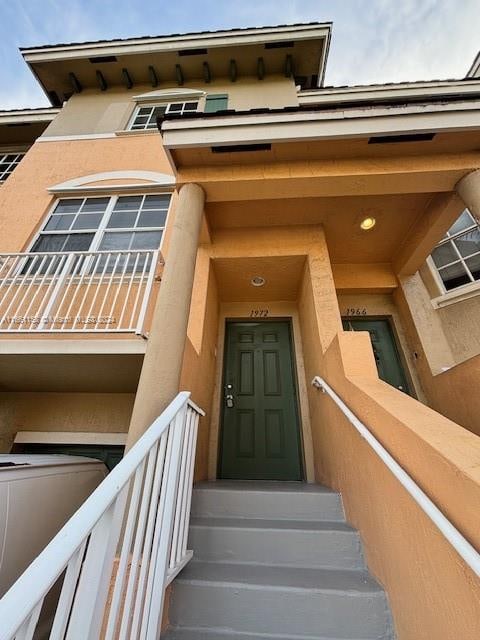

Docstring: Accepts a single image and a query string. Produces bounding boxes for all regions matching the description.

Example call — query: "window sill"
[431,280,480,308]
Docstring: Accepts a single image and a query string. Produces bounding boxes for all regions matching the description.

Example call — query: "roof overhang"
[160,80,480,157]
[298,78,480,106]
[0,107,60,126]
[20,23,332,106]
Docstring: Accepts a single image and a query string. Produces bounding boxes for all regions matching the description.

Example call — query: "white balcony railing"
[0,250,160,333]
[0,391,204,640]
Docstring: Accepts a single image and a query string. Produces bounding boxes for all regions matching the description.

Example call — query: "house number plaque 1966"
[345,308,367,316]
[250,309,269,318]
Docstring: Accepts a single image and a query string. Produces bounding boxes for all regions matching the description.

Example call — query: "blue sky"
[1,0,479,109]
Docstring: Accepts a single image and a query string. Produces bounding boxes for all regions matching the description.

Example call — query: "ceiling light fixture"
[360,216,376,231]
[251,276,266,287]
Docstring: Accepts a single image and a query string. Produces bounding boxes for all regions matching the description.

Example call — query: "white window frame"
[429,209,480,294]
[127,101,198,131]
[0,151,26,182]
[27,193,173,257]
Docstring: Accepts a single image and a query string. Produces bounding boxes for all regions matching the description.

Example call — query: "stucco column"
[126,183,205,449]
[456,169,480,222]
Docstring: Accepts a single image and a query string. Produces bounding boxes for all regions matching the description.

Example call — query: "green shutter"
[204,94,228,113]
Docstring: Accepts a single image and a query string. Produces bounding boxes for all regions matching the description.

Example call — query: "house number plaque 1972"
[250,309,269,318]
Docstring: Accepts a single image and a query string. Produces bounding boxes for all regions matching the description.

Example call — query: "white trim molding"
[0,107,60,125]
[14,431,127,446]
[431,280,480,309]
[39,132,116,142]
[48,170,176,195]
[133,88,206,104]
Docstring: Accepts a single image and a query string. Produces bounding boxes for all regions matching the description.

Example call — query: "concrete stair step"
[169,562,393,639]
[191,482,345,522]
[189,517,364,570]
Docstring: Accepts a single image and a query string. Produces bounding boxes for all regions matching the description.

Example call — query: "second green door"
[219,321,302,481]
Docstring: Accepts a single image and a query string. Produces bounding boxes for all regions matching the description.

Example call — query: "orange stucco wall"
[0,391,134,451]
[0,134,173,253]
[417,354,480,436]
[297,250,480,640]
[180,250,219,481]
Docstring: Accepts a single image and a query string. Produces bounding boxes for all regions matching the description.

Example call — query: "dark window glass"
[113,196,143,211]
[81,198,109,213]
[107,211,138,228]
[53,199,83,214]
[431,243,457,268]
[45,215,75,231]
[137,210,167,227]
[454,228,480,258]
[131,231,162,250]
[143,194,170,209]
[63,234,95,251]
[72,213,103,230]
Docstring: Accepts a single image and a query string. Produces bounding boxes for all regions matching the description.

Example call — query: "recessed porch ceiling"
[207,193,435,264]
[213,256,306,302]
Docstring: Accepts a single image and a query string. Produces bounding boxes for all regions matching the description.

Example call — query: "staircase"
[164,481,395,640]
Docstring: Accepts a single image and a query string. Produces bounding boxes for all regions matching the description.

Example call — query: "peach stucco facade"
[0,22,479,640]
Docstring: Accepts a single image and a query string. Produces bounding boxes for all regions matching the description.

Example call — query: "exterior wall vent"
[211,143,271,153]
[369,133,436,144]
[265,41,294,49]
[178,48,208,56]
[88,55,117,63]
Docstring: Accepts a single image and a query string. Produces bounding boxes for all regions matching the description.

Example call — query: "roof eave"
[20,23,332,63]
[0,107,60,125]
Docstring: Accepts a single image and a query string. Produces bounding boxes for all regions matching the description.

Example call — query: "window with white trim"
[129,102,198,130]
[430,209,480,291]
[0,152,25,182]
[30,194,170,271]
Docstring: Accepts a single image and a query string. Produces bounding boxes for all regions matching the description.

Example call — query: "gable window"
[430,209,480,291]
[129,102,198,130]
[30,194,170,271]
[0,152,26,182]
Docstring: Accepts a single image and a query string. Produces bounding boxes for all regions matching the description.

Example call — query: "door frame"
[341,314,416,397]
[208,303,315,482]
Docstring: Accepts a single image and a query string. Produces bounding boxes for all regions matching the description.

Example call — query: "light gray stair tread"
[194,481,336,494]
[177,561,382,594]
[163,628,381,640]
[190,517,355,533]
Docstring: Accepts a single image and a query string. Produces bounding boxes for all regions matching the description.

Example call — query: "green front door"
[220,321,302,481]
[342,318,411,394]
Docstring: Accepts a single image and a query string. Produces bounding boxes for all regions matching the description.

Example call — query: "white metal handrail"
[0,392,204,640]
[312,375,480,578]
[0,249,159,333]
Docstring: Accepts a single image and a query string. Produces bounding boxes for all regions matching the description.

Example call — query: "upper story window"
[430,209,480,291]
[0,152,26,183]
[31,194,170,256]
[129,102,198,130]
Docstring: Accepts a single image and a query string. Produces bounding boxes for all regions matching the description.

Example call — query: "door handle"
[225,383,235,408]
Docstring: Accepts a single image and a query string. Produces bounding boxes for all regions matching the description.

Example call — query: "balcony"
[0,249,160,334]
